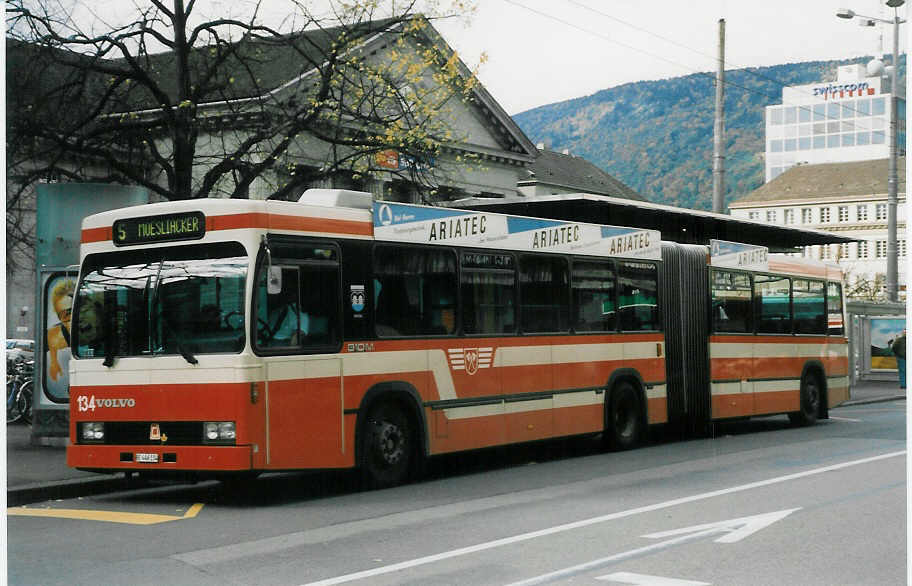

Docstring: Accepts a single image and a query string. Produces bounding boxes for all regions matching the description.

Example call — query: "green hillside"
[513,57,905,210]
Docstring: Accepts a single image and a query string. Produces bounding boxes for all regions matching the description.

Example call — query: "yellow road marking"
[7,503,205,525]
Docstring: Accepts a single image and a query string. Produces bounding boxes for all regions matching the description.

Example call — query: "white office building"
[765,63,905,181]
[734,62,907,300]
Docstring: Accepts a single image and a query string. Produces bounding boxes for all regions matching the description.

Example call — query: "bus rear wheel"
[360,402,414,489]
[789,372,821,426]
[605,381,643,451]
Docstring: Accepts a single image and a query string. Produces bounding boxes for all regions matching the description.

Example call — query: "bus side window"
[793,279,826,335]
[257,266,302,348]
[617,261,659,331]
[520,255,569,333]
[461,252,516,335]
[571,260,617,333]
[254,243,341,352]
[754,274,791,334]
[710,270,752,333]
[374,245,457,337]
[827,282,844,336]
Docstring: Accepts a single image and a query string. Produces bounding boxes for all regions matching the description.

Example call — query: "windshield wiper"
[160,313,199,365]
[102,320,116,368]
[148,259,198,365]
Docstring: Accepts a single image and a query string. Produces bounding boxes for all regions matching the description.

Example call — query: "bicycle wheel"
[7,381,23,424]
[18,380,33,425]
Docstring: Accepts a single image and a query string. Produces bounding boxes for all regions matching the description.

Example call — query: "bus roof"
[81,191,664,261]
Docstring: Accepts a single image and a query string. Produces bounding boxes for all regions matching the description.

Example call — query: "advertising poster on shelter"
[44,273,75,400]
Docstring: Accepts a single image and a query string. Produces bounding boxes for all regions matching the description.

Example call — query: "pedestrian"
[890,330,906,390]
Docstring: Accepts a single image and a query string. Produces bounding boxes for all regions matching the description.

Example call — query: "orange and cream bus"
[659,240,849,433]
[67,190,665,487]
[66,190,847,487]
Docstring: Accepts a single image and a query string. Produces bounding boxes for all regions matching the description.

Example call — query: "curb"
[840,395,906,407]
[7,476,127,507]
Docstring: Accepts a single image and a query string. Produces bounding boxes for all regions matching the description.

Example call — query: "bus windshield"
[72,242,247,360]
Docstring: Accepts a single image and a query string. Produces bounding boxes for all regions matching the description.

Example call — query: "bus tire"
[789,372,821,427]
[605,381,643,451]
[360,401,414,489]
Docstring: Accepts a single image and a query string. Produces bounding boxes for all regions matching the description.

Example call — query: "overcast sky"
[55,0,909,114]
[433,0,909,114]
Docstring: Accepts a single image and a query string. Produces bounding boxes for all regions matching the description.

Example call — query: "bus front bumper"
[67,444,253,472]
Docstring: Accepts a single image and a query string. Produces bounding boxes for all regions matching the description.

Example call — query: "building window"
[766,210,777,222]
[820,208,831,223]
[784,106,797,124]
[838,206,849,222]
[802,208,813,224]
[838,243,850,260]
[769,107,783,125]
[900,239,907,258]
[872,97,886,116]
[748,211,760,221]
[857,204,868,221]
[820,245,832,260]
[876,240,887,258]
[813,103,826,121]
[857,241,869,259]
[876,203,887,220]
[784,209,795,225]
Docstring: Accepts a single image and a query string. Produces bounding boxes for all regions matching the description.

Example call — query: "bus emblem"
[447,347,493,375]
[150,423,161,440]
[350,285,365,312]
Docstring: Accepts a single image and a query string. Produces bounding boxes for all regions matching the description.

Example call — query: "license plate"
[135,453,159,463]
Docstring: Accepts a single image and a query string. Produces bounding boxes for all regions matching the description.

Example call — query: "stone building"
[5,17,539,338]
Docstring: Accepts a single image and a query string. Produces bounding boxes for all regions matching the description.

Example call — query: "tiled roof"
[521,149,645,201]
[730,157,906,207]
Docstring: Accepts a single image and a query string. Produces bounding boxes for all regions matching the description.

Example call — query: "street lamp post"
[838,1,905,302]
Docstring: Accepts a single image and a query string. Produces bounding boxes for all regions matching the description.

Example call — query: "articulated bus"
[67,190,848,487]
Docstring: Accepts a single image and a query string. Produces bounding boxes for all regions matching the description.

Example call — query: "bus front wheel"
[605,381,643,451]
[360,402,414,489]
[789,373,821,426]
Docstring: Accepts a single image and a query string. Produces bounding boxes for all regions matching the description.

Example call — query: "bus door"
[709,270,755,418]
[255,242,347,469]
[751,274,798,415]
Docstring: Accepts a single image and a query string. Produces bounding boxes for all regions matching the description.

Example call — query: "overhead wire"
[566,0,888,107]
[504,0,899,120]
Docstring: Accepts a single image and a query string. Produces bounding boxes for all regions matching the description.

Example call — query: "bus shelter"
[451,192,854,250]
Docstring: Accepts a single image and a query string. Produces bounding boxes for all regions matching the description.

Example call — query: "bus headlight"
[80,422,105,442]
[203,421,236,444]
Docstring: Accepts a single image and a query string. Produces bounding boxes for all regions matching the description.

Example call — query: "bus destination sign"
[113,211,206,246]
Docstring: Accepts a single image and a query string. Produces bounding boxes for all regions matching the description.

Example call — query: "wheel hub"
[377,422,404,465]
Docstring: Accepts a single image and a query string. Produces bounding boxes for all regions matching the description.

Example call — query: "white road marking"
[507,509,799,586]
[829,416,861,422]
[300,450,904,586]
[642,508,800,544]
[597,571,710,585]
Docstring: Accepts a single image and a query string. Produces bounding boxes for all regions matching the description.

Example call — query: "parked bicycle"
[7,359,34,424]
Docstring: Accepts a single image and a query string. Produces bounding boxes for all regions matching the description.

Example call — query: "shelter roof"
[452,192,856,250]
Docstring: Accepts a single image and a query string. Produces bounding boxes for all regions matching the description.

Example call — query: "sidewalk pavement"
[5,379,905,506]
